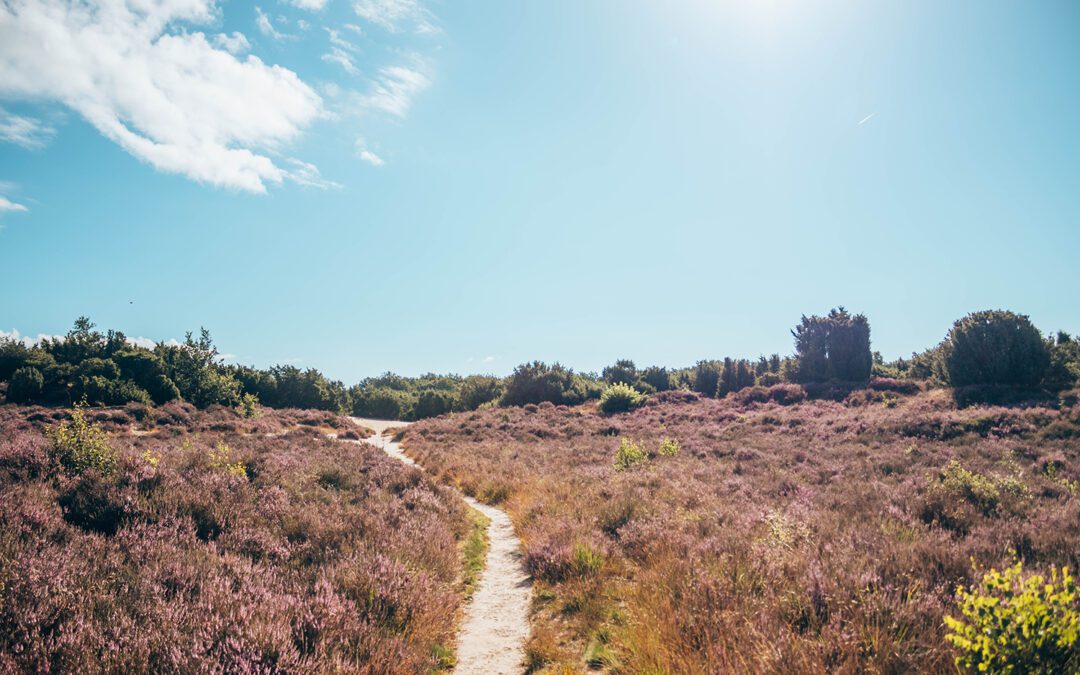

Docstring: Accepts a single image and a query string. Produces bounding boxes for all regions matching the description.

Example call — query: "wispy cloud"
[357,65,431,118]
[322,28,360,74]
[355,137,384,166]
[0,107,56,149]
[286,159,341,189]
[255,7,290,41]
[0,0,323,193]
[0,196,28,214]
[353,0,437,34]
[857,112,877,126]
[287,0,327,10]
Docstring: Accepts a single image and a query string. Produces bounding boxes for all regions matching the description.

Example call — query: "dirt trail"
[347,418,531,675]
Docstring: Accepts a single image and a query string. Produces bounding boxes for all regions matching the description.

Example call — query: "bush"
[939,310,1050,387]
[7,366,44,403]
[767,383,806,406]
[598,383,646,414]
[46,405,116,476]
[658,438,680,456]
[353,387,411,420]
[414,389,456,419]
[239,392,260,418]
[945,562,1078,674]
[459,375,503,410]
[59,472,125,535]
[502,361,587,407]
[613,438,648,471]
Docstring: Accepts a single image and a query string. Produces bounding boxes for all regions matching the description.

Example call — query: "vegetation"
[945,561,1078,674]
[402,385,1080,672]
[598,383,646,414]
[0,404,473,671]
[940,310,1051,387]
[792,307,873,383]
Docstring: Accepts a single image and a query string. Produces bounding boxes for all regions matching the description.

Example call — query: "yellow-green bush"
[945,561,1078,673]
[658,437,681,456]
[613,438,648,471]
[47,405,116,476]
[598,383,646,414]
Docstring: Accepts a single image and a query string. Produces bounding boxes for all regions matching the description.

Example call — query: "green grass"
[461,507,490,601]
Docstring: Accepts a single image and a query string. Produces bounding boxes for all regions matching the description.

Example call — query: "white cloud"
[0,196,28,213]
[126,336,158,349]
[343,23,363,34]
[212,31,251,55]
[353,0,436,34]
[0,329,61,346]
[288,0,327,10]
[255,6,288,40]
[355,137,384,166]
[357,65,430,117]
[286,158,341,188]
[0,107,56,148]
[0,0,324,193]
[858,112,877,126]
[322,50,358,74]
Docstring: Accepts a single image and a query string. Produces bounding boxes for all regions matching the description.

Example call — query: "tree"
[459,375,503,410]
[502,361,587,407]
[792,308,873,383]
[939,310,1050,387]
[691,360,723,397]
[602,359,638,386]
[7,366,44,403]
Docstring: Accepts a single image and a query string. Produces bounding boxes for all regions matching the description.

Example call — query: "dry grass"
[402,387,1080,673]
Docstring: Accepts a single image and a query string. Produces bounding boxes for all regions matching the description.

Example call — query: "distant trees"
[792,308,872,383]
[7,367,44,403]
[939,310,1050,387]
[501,361,589,407]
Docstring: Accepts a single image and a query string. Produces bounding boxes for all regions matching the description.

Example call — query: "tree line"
[2,309,1077,418]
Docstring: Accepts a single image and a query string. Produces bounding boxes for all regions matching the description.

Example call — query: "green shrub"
[7,366,44,403]
[598,383,646,414]
[932,460,1030,517]
[239,392,260,418]
[939,310,1050,387]
[945,561,1078,674]
[658,438,681,456]
[613,438,648,471]
[414,389,456,419]
[572,542,603,578]
[47,405,116,476]
[208,441,247,478]
[792,308,873,383]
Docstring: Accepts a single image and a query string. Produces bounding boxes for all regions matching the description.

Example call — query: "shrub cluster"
[598,383,646,414]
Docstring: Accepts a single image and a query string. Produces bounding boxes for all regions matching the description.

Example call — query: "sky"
[1,0,1078,383]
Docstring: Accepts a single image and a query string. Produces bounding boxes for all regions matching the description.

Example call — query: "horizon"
[2,0,1078,383]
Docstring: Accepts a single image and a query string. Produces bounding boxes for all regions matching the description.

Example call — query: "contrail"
[858,112,877,126]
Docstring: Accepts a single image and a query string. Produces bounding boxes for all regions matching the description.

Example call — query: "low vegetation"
[401,386,1080,672]
[0,405,473,672]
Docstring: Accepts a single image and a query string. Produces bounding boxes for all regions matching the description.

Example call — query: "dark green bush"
[939,310,1050,387]
[414,389,456,419]
[459,375,503,410]
[502,361,587,407]
[792,308,873,383]
[7,366,44,403]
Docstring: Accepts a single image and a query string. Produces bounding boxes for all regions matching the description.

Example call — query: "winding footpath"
[347,418,531,675]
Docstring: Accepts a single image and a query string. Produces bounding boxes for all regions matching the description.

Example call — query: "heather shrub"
[767,383,806,405]
[922,461,1029,531]
[940,310,1050,387]
[7,366,44,403]
[46,405,116,476]
[58,472,125,535]
[945,562,1078,674]
[734,386,770,405]
[868,377,921,395]
[598,383,646,414]
[613,438,648,471]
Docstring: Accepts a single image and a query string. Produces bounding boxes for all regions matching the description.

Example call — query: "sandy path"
[347,418,531,675]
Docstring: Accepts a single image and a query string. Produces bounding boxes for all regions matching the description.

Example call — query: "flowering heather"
[403,387,1080,673]
[0,405,469,673]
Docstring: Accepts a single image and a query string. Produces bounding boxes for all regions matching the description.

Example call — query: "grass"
[401,387,1080,672]
[461,506,491,601]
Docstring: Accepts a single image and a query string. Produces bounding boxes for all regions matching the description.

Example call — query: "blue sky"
[1,0,1078,382]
